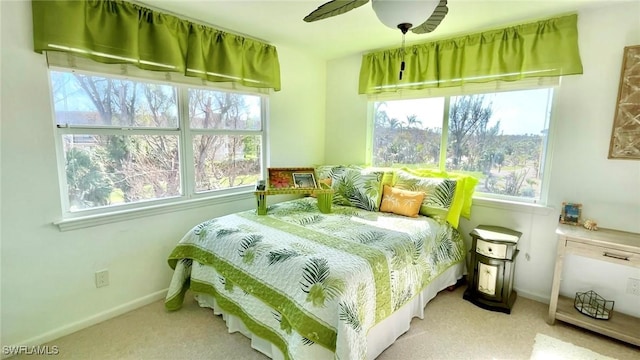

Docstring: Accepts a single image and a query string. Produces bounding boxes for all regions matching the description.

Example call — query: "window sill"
[472,196,555,216]
[54,191,256,232]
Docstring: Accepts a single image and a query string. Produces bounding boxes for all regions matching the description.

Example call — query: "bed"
[165,194,467,360]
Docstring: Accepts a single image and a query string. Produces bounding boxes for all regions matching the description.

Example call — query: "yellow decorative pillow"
[379,185,425,218]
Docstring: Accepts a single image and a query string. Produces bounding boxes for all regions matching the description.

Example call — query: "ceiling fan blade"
[303,0,370,22]
[411,0,449,34]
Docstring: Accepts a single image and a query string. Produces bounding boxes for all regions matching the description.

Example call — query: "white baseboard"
[2,289,168,359]
[515,288,550,304]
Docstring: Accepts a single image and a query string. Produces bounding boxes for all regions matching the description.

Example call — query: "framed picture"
[560,202,582,225]
[292,172,317,189]
[267,167,317,190]
[608,45,640,160]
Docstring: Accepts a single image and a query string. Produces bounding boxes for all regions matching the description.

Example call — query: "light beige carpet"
[531,333,618,360]
[8,286,639,360]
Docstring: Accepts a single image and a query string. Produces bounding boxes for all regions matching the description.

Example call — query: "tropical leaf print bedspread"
[165,197,465,360]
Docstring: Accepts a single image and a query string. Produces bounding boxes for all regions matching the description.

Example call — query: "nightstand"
[463,225,522,314]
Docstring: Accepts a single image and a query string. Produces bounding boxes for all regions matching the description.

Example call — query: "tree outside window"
[372,88,553,201]
[50,70,265,213]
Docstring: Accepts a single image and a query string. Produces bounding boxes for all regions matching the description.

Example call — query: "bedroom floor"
[9,286,639,360]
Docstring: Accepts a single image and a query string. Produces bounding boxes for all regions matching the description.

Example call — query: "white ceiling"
[137,0,618,60]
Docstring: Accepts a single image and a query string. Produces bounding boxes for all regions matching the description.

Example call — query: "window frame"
[367,79,560,206]
[49,65,269,230]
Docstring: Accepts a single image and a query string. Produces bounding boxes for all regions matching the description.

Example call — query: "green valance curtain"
[32,0,281,91]
[359,14,583,94]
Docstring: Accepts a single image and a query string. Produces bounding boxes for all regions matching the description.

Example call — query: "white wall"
[325,2,640,315]
[0,0,325,349]
[545,2,640,315]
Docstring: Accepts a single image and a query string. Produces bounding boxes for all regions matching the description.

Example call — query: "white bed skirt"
[194,262,465,360]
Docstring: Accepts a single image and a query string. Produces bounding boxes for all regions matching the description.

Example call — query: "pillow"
[402,167,447,178]
[451,174,478,219]
[403,167,478,221]
[393,170,459,226]
[330,168,384,211]
[379,185,425,218]
[314,164,363,181]
[363,166,396,188]
[403,168,465,225]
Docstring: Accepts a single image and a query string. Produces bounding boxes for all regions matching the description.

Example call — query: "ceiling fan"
[303,0,449,35]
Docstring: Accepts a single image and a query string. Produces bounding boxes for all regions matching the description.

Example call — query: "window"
[50,69,265,217]
[372,87,555,203]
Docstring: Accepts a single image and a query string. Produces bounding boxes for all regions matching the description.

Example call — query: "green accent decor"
[330,168,385,212]
[359,14,583,94]
[167,244,337,351]
[316,190,333,214]
[255,186,334,215]
[32,0,281,91]
[164,197,467,359]
[240,211,393,324]
[393,170,458,224]
[190,280,293,360]
[402,168,479,222]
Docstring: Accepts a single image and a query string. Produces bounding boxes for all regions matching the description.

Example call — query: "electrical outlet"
[626,277,640,296]
[95,269,109,288]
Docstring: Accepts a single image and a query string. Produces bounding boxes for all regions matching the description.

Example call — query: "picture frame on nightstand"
[560,202,582,225]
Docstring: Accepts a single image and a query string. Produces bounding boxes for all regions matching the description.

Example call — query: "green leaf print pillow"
[393,170,458,224]
[314,164,363,181]
[330,168,384,211]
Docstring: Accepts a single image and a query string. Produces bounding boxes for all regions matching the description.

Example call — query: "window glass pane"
[189,89,261,130]
[51,71,178,128]
[63,134,181,211]
[193,135,261,192]
[372,98,444,168]
[50,67,268,217]
[446,89,553,199]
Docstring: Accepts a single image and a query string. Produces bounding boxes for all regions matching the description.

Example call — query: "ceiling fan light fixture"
[397,23,412,34]
[372,0,440,31]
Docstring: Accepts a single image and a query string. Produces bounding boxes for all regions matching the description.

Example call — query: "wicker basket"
[574,290,614,320]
